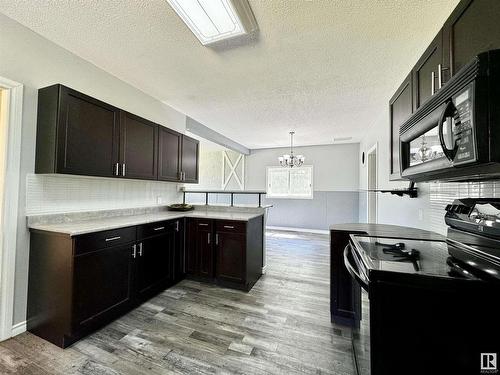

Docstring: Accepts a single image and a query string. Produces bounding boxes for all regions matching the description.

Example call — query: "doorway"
[367,143,378,223]
[0,77,23,341]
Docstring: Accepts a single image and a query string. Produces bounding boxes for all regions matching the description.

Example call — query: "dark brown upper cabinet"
[158,129,199,183]
[36,85,120,177]
[158,127,182,181]
[181,134,199,183]
[36,84,199,183]
[443,0,500,78]
[389,73,413,181]
[388,0,500,180]
[120,111,158,180]
[412,31,443,110]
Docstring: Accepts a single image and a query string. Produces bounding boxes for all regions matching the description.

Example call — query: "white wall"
[0,13,187,325]
[358,111,433,231]
[245,143,360,231]
[246,143,359,191]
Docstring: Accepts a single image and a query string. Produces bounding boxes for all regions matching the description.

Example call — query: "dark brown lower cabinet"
[186,219,215,278]
[73,243,133,331]
[28,219,184,348]
[135,233,172,300]
[186,216,264,291]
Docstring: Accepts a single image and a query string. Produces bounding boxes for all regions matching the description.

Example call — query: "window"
[266,166,313,199]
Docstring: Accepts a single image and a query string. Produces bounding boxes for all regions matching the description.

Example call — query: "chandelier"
[278,131,305,168]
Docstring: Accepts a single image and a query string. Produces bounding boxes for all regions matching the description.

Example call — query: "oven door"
[344,244,370,375]
[400,82,476,181]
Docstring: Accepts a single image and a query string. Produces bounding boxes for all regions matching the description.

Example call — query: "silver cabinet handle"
[431,71,436,95]
[122,163,126,176]
[199,223,208,226]
[223,225,234,229]
[105,236,121,242]
[139,242,143,256]
[438,64,442,89]
[115,162,120,176]
[132,244,137,258]
[175,221,179,232]
[216,234,219,245]
[154,226,165,231]
[208,233,211,244]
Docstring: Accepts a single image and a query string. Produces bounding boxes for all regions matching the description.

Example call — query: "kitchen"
[0,1,499,374]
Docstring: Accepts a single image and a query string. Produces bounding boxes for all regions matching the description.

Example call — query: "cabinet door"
[443,0,500,77]
[181,135,199,183]
[412,31,443,109]
[216,231,246,284]
[198,223,214,278]
[57,86,120,177]
[136,234,171,299]
[172,219,185,282]
[389,73,413,181]
[120,111,158,180]
[158,127,181,181]
[185,219,199,275]
[72,244,133,330]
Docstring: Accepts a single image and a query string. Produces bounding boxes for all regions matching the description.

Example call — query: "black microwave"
[400,50,500,182]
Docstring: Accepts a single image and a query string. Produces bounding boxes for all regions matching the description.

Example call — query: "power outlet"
[418,209,424,221]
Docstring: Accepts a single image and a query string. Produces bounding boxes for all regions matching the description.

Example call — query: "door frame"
[0,77,24,341]
[366,143,378,223]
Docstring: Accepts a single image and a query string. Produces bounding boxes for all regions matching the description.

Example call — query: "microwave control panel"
[452,84,476,165]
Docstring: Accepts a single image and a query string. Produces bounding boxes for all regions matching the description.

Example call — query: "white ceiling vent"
[167,0,258,46]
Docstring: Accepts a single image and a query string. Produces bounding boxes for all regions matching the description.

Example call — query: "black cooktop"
[351,236,489,281]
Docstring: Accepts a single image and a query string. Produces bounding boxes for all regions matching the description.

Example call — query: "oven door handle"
[343,244,369,291]
[438,100,459,162]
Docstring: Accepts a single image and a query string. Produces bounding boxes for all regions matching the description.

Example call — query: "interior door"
[216,231,245,284]
[136,234,171,299]
[72,244,133,329]
[120,111,158,180]
[57,86,120,177]
[181,135,199,183]
[158,127,181,181]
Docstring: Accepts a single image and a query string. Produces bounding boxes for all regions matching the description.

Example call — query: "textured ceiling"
[0,0,459,148]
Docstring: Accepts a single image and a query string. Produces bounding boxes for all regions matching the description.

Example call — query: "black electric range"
[345,199,500,375]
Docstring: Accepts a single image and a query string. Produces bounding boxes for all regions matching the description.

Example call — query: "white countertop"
[28,210,264,236]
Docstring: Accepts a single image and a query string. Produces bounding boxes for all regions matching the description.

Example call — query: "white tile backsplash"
[26,174,182,215]
[429,180,500,234]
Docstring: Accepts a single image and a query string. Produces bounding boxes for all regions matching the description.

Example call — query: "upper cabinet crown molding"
[35,84,199,183]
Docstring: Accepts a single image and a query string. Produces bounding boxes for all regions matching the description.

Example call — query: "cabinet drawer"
[74,227,136,255]
[137,220,177,239]
[216,220,246,233]
[193,219,213,230]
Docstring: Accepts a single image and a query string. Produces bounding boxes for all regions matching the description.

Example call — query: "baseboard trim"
[11,321,26,337]
[266,226,329,235]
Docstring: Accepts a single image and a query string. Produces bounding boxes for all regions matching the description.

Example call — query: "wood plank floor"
[0,230,354,375]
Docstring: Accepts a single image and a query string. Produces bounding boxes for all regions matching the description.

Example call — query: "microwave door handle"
[438,100,459,162]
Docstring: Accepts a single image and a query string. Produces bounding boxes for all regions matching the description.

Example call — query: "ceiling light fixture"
[167,0,258,46]
[279,132,305,168]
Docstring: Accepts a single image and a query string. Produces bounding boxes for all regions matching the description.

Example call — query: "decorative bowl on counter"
[167,203,194,212]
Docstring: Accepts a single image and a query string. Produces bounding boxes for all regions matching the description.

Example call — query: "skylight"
[167,0,258,45]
